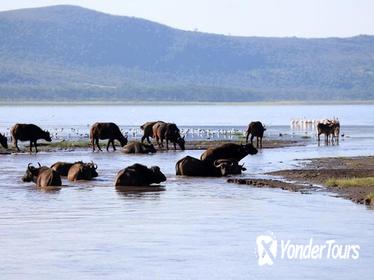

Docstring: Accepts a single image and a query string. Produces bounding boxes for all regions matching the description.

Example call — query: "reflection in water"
[116,186,165,199]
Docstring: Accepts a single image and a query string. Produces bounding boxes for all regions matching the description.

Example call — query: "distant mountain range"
[0,5,373,102]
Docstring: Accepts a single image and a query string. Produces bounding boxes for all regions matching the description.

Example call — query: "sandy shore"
[228,156,374,206]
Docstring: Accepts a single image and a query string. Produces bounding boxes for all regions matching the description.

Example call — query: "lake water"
[0,104,373,279]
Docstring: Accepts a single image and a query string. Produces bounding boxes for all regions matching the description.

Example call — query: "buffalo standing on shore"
[176,156,246,177]
[0,133,8,149]
[153,122,185,150]
[140,121,161,144]
[90,122,128,151]
[201,143,258,162]
[122,142,157,154]
[22,163,62,189]
[114,164,166,187]
[11,124,52,153]
[245,121,266,148]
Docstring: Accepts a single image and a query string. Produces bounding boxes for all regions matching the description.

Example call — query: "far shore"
[1,100,374,106]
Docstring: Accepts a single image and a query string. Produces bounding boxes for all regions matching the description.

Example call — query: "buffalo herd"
[317,119,340,144]
[0,119,341,190]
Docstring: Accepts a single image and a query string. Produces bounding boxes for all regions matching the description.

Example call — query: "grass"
[325,177,374,188]
[47,140,91,149]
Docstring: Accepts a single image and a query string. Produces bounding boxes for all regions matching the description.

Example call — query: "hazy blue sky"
[1,0,373,37]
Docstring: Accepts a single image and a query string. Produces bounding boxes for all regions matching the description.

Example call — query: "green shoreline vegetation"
[325,177,374,188]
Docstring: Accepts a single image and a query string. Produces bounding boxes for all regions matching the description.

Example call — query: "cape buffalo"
[122,142,157,154]
[51,161,81,176]
[200,143,258,162]
[22,163,62,188]
[245,121,266,148]
[67,162,98,181]
[331,121,340,143]
[11,123,52,153]
[317,121,340,143]
[176,156,246,177]
[153,122,185,150]
[90,122,128,152]
[140,121,164,144]
[114,164,166,187]
[0,133,7,149]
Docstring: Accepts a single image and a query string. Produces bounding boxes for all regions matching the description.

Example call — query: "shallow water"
[0,105,374,279]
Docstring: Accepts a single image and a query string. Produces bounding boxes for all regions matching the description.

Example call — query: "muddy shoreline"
[228,156,374,206]
[0,138,304,154]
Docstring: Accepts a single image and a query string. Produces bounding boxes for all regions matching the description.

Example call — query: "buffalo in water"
[176,156,246,177]
[122,142,157,154]
[317,120,340,144]
[11,124,52,153]
[51,161,75,176]
[22,163,61,189]
[246,121,266,148]
[153,122,185,150]
[140,121,161,144]
[51,161,82,176]
[0,133,7,149]
[67,162,98,181]
[90,122,128,152]
[201,143,258,162]
[114,164,166,187]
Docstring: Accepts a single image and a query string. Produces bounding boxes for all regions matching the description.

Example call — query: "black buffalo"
[114,164,166,187]
[11,123,52,153]
[200,143,257,162]
[245,121,266,148]
[51,161,81,176]
[122,142,157,154]
[317,121,340,143]
[176,156,246,177]
[90,122,128,152]
[0,133,7,149]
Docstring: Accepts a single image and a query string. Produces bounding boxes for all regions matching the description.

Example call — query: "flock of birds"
[290,117,340,130]
[1,126,245,142]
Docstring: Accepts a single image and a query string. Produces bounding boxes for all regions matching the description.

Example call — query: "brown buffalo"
[67,162,98,181]
[153,122,185,150]
[0,133,7,149]
[140,121,164,144]
[51,161,81,176]
[114,164,166,187]
[90,122,128,152]
[176,156,246,177]
[122,142,157,154]
[11,124,52,153]
[201,143,257,162]
[22,163,62,188]
[245,121,266,148]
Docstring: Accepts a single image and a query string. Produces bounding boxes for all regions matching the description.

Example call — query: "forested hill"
[1,5,373,102]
